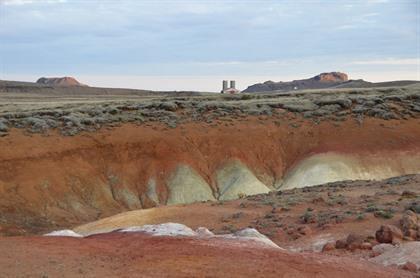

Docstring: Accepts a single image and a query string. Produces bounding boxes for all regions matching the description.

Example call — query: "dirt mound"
[0,233,410,277]
[36,77,86,87]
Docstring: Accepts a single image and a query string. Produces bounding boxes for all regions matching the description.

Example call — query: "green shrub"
[301,211,315,223]
[374,210,394,219]
[240,94,254,100]
[356,213,365,221]
[365,204,378,212]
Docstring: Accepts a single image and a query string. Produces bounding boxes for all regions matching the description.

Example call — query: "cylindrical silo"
[222,80,228,91]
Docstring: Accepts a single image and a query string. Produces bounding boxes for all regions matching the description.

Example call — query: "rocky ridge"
[243,72,348,92]
[243,72,419,93]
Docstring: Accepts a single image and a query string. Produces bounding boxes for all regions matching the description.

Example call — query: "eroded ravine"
[0,115,419,234]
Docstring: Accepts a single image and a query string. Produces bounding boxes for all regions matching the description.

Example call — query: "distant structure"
[221,80,240,94]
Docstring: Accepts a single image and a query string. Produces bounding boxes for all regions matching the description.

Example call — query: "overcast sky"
[0,0,419,91]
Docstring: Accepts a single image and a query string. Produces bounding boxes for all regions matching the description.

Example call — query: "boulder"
[196,227,214,236]
[322,242,335,252]
[376,225,403,244]
[297,226,312,235]
[400,210,418,239]
[403,229,418,241]
[335,239,347,249]
[346,233,365,250]
[360,242,373,250]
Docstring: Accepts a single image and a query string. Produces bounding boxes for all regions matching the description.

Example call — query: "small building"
[221,80,240,94]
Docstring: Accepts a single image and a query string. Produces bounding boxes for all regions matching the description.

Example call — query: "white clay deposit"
[281,152,420,189]
[45,223,280,249]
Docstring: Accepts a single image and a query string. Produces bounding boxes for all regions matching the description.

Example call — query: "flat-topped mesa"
[315,72,348,83]
[36,76,87,87]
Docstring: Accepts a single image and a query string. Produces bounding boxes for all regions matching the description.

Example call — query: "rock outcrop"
[315,72,348,83]
[400,210,419,240]
[36,77,86,87]
[371,242,420,269]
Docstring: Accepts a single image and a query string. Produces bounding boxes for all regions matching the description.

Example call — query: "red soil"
[0,233,411,278]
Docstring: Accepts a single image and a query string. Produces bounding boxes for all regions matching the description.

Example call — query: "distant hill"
[243,72,420,93]
[0,80,203,97]
[36,77,87,87]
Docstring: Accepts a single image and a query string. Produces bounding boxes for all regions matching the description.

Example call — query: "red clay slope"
[0,116,419,233]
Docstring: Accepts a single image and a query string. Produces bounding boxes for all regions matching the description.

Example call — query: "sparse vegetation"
[0,83,418,136]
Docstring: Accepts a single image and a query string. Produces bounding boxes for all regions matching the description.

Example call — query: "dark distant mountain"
[242,72,420,93]
[36,77,87,87]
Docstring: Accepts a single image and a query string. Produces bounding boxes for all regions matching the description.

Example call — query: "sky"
[0,0,419,91]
